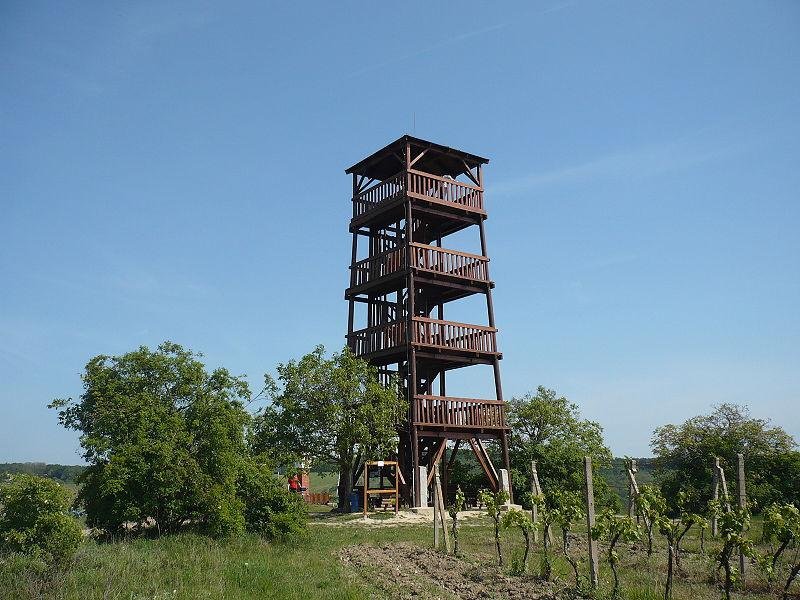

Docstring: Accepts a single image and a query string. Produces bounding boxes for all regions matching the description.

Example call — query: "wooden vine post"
[626,459,639,521]
[737,453,747,583]
[711,456,731,536]
[583,456,599,588]
[432,462,451,553]
[712,456,720,536]
[530,460,551,543]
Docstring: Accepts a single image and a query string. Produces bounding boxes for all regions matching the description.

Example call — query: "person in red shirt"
[288,474,300,494]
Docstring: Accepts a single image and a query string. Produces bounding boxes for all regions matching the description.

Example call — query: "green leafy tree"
[502,507,534,574]
[50,342,303,539]
[508,387,615,508]
[478,488,509,566]
[448,486,465,556]
[0,474,82,564]
[592,509,641,599]
[251,346,406,512]
[652,404,799,512]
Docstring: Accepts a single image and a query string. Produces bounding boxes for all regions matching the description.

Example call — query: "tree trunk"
[647,520,654,556]
[337,461,354,513]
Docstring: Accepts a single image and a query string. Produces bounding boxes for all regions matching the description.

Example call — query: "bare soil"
[340,542,566,600]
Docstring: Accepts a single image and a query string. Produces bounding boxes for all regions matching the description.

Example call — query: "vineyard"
[1,502,797,600]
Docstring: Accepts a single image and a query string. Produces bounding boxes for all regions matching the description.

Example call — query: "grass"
[0,511,796,599]
[308,471,339,494]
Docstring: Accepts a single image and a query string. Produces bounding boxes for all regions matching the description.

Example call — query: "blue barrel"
[350,491,361,511]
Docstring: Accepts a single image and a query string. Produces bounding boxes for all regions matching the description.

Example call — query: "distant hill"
[2,458,655,503]
[0,462,85,484]
[600,457,655,506]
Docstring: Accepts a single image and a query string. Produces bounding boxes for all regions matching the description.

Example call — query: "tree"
[507,386,615,507]
[251,346,405,513]
[0,474,82,564]
[478,489,508,566]
[652,404,799,512]
[50,342,304,538]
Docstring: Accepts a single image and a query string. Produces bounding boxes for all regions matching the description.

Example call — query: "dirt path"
[313,509,491,528]
[340,542,564,599]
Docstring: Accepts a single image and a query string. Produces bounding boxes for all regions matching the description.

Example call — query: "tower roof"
[345,135,489,180]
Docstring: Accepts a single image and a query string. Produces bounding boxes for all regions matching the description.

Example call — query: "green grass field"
[0,511,795,600]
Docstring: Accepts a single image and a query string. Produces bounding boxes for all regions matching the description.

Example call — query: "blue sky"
[1,1,798,463]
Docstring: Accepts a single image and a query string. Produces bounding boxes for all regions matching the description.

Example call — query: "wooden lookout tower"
[345,135,511,507]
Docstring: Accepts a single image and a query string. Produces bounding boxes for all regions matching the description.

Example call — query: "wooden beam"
[460,159,480,186]
[469,438,499,490]
[409,149,428,168]
[426,439,447,485]
[445,439,461,473]
[478,439,499,483]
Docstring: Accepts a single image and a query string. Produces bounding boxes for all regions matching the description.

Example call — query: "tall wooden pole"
[627,459,638,519]
[584,456,599,588]
[712,456,720,536]
[531,460,539,542]
[737,453,747,583]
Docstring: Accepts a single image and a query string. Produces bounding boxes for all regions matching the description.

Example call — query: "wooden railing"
[350,247,405,288]
[406,169,484,212]
[410,243,489,282]
[412,317,498,354]
[348,320,406,356]
[350,317,498,357]
[352,170,484,220]
[350,244,488,289]
[353,172,404,219]
[414,395,507,429]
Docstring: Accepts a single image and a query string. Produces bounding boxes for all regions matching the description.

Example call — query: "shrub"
[0,474,82,564]
[237,460,307,543]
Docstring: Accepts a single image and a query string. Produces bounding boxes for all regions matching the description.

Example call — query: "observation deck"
[413,394,508,434]
[345,242,493,302]
[347,316,500,368]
